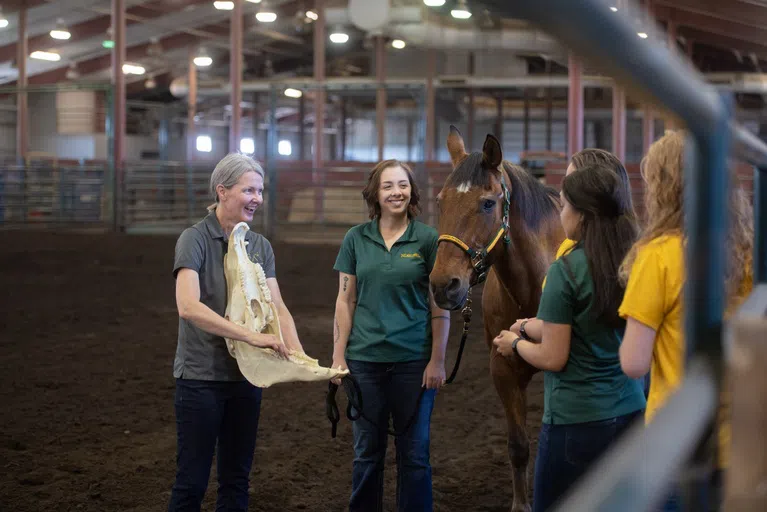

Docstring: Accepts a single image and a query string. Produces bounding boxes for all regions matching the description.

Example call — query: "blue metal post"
[104,87,116,230]
[265,86,278,240]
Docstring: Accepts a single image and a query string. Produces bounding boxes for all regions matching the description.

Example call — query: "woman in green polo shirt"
[331,159,450,512]
[493,164,646,512]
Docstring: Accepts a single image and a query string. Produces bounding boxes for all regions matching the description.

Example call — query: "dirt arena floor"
[0,230,544,512]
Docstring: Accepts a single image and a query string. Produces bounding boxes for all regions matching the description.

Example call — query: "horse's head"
[429,126,511,310]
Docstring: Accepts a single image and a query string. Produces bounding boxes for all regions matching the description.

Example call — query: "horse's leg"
[491,350,534,512]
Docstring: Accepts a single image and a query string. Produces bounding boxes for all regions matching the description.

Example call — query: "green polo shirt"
[537,246,646,425]
[334,219,438,363]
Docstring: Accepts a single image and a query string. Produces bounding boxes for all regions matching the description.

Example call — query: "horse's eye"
[482,199,496,212]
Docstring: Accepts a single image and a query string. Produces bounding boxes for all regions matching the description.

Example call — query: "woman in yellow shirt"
[618,130,753,510]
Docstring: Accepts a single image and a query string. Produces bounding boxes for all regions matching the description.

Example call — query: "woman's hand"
[423,358,446,390]
[330,354,348,386]
[510,318,542,342]
[246,332,290,359]
[493,330,519,357]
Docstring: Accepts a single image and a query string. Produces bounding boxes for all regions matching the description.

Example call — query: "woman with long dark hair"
[494,164,646,512]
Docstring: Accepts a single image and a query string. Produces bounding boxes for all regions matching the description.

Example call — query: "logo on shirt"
[400,252,422,259]
[249,252,262,265]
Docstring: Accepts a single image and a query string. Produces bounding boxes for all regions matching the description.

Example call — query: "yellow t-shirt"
[619,233,751,468]
[542,238,578,289]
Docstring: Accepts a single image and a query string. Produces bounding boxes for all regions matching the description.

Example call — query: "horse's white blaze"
[456,181,472,193]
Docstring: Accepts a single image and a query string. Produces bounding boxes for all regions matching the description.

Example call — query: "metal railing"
[477,0,767,510]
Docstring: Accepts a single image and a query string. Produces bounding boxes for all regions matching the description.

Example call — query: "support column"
[643,106,655,153]
[545,59,553,150]
[494,93,503,140]
[187,47,197,162]
[375,35,386,161]
[313,0,326,220]
[112,0,126,230]
[567,54,583,156]
[298,94,306,160]
[523,89,530,152]
[425,49,436,162]
[612,85,626,162]
[16,6,28,163]
[664,20,684,131]
[340,98,347,161]
[466,89,474,149]
[229,0,243,153]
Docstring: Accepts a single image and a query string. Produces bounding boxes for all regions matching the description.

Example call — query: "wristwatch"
[519,319,531,341]
[511,337,522,356]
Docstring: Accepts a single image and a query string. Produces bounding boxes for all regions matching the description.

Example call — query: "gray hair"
[207,153,265,211]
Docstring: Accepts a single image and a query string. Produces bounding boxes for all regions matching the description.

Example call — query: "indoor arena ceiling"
[0,0,767,102]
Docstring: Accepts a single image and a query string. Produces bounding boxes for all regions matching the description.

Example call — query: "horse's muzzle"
[430,279,469,311]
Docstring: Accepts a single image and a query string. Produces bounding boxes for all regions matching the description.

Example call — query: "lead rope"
[325,289,475,439]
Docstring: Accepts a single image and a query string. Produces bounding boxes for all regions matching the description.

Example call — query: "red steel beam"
[655,4,767,48]
[655,0,767,32]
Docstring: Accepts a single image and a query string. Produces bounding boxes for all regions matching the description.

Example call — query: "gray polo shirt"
[172,212,276,381]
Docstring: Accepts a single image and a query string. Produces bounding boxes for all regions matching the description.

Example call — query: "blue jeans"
[168,379,262,512]
[347,359,436,512]
[533,410,643,512]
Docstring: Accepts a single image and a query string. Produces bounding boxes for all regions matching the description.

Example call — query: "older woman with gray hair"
[168,153,301,511]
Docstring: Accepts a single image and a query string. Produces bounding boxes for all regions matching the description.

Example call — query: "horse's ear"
[446,125,468,168]
[482,134,503,170]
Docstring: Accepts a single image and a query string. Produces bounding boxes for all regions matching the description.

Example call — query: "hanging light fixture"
[329,26,349,44]
[423,0,446,6]
[391,39,406,50]
[0,8,9,29]
[122,63,146,75]
[284,88,302,98]
[194,47,213,67]
[30,51,61,62]
[256,1,277,22]
[213,1,234,10]
[145,76,157,89]
[65,63,80,80]
[451,0,472,19]
[305,10,318,21]
[50,18,71,40]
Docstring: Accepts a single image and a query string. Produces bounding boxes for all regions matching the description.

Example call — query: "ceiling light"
[50,19,71,40]
[637,32,648,38]
[451,0,472,19]
[245,0,262,3]
[145,76,157,89]
[240,138,255,154]
[610,6,618,12]
[194,56,213,66]
[122,63,146,75]
[30,51,61,62]
[65,63,80,80]
[256,1,276,22]
[391,39,406,49]
[214,1,234,10]
[0,8,8,29]
[423,0,446,6]
[305,10,318,21]
[284,88,302,98]
[329,31,349,44]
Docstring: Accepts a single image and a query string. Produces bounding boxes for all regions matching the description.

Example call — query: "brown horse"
[429,127,565,512]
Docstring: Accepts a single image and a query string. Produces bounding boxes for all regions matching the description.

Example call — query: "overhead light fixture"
[0,8,8,29]
[50,19,71,40]
[637,32,648,38]
[214,1,234,10]
[391,39,406,50]
[30,51,61,62]
[256,2,277,23]
[610,6,618,12]
[278,140,292,156]
[284,87,302,98]
[245,0,263,3]
[194,48,213,67]
[451,0,472,19]
[423,0,446,6]
[329,31,349,44]
[122,63,146,75]
[145,76,157,89]
[305,10,318,21]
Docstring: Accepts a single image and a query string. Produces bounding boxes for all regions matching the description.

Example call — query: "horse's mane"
[445,153,560,232]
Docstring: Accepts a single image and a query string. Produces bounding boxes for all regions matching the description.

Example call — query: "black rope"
[325,293,474,439]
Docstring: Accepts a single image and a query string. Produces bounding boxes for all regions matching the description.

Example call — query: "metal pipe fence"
[475,0,767,510]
